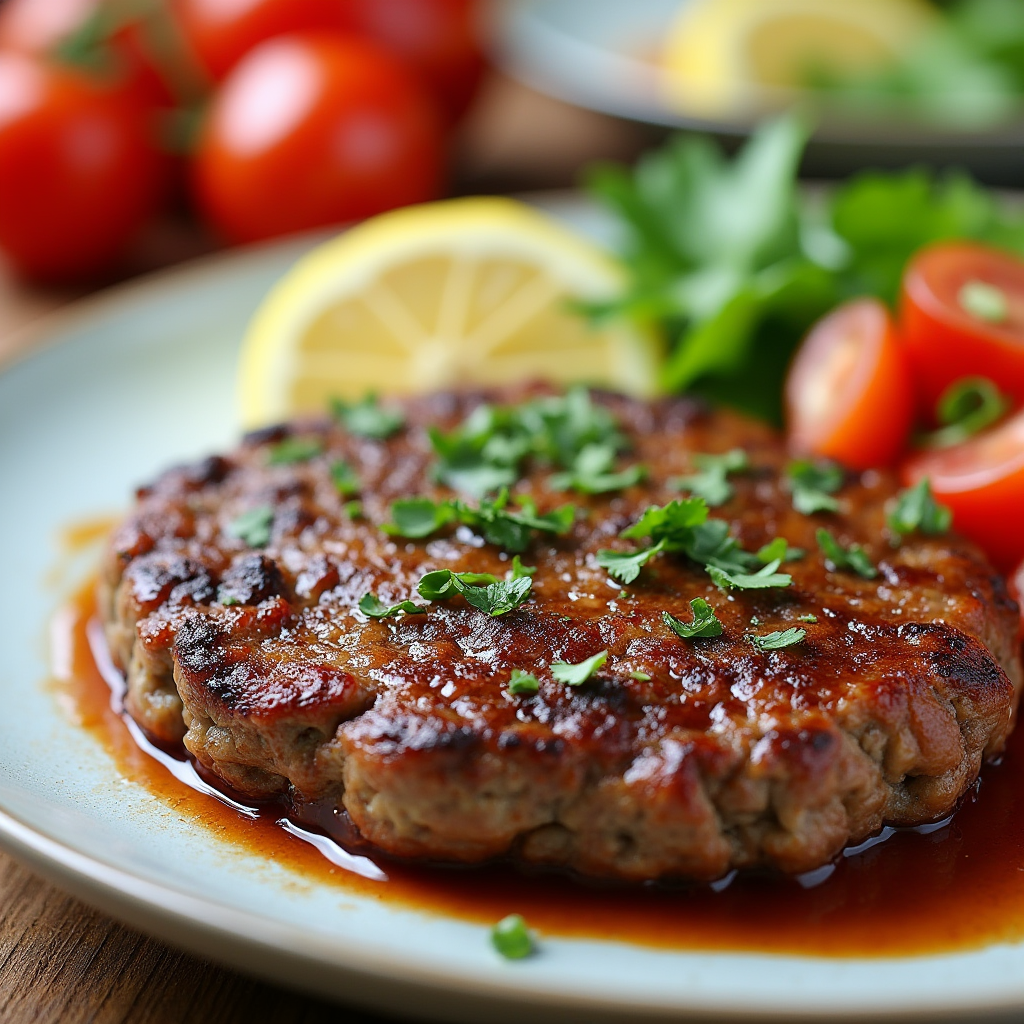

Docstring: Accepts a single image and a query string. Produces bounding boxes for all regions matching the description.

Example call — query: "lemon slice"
[660,0,936,118]
[238,197,659,428]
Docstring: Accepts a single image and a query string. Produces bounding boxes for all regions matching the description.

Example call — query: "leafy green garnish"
[358,594,426,619]
[663,599,723,639]
[330,459,361,496]
[342,500,363,520]
[707,559,793,591]
[671,449,748,507]
[416,570,532,617]
[508,669,540,696]
[491,914,534,960]
[549,443,647,494]
[227,506,274,548]
[509,555,536,579]
[629,671,652,681]
[595,543,666,585]
[551,650,609,687]
[267,437,323,465]
[384,490,574,553]
[786,459,844,514]
[816,529,878,579]
[747,627,806,652]
[756,537,805,563]
[798,613,819,623]
[330,394,404,439]
[887,478,953,538]
[922,376,1009,449]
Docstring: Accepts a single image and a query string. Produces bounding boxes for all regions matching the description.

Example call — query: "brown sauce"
[52,578,1024,958]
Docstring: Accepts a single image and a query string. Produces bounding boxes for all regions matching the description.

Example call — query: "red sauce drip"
[53,580,1024,957]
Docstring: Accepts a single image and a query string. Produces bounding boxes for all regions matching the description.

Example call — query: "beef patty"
[99,389,1023,882]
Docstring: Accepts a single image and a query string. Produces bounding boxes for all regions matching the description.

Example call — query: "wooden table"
[0,74,647,1023]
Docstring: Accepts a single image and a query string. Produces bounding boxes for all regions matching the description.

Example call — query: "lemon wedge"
[661,0,936,118]
[238,197,659,428]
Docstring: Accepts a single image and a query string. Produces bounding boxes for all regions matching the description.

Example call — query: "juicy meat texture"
[99,390,1023,882]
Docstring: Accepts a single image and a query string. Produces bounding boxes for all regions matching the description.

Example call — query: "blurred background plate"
[492,0,1024,182]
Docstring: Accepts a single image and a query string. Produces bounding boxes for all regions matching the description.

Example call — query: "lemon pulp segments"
[238,197,659,427]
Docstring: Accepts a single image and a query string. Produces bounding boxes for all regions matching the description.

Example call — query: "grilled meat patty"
[100,389,1023,882]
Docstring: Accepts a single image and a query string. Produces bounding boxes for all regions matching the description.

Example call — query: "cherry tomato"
[901,242,1024,417]
[785,297,914,470]
[170,0,484,121]
[0,53,167,282]
[902,407,1024,572]
[192,33,443,244]
[0,0,179,108]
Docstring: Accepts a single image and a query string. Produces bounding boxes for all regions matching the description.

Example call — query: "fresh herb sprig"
[228,506,274,548]
[663,599,723,639]
[786,460,844,514]
[747,627,806,652]
[359,594,426,619]
[551,650,608,686]
[416,569,532,617]
[331,394,405,439]
[267,437,323,465]
[816,529,878,579]
[887,478,953,539]
[671,449,748,507]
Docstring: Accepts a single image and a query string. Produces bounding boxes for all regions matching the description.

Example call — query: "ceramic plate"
[491,0,1024,182]
[2,199,1024,1024]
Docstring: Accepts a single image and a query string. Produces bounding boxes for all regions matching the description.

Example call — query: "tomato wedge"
[903,406,1024,572]
[901,241,1024,416]
[785,297,914,470]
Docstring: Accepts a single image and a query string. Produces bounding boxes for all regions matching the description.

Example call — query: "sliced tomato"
[901,241,1024,417]
[785,297,914,470]
[902,407,1024,572]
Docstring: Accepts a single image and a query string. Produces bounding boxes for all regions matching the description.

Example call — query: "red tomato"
[0,54,167,281]
[901,242,1024,417]
[0,0,179,108]
[785,297,914,470]
[192,33,443,244]
[902,407,1024,572]
[170,0,484,121]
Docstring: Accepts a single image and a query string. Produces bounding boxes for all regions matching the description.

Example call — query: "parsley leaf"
[756,537,805,563]
[415,570,532,616]
[630,670,651,681]
[747,627,806,652]
[330,459,361,497]
[621,497,710,541]
[798,613,818,623]
[672,449,748,506]
[786,459,844,514]
[491,914,534,960]
[343,500,363,520]
[384,490,574,553]
[509,555,536,579]
[663,599,723,639]
[887,478,953,538]
[595,541,666,585]
[267,437,323,465]
[551,650,609,687]
[707,558,793,590]
[331,394,405,439]
[228,506,274,548]
[358,594,426,619]
[508,669,540,695]
[549,443,647,494]
[816,528,878,579]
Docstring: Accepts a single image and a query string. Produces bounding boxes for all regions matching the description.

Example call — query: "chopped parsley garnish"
[887,478,953,539]
[509,555,536,579]
[922,377,1009,449]
[707,559,793,591]
[384,490,574,553]
[358,593,426,619]
[508,669,540,695]
[959,280,1007,324]
[429,387,642,497]
[491,914,534,960]
[798,613,818,623]
[218,590,241,606]
[551,650,608,687]
[596,497,791,590]
[671,449,748,507]
[629,671,652,681]
[816,528,878,579]
[756,537,805,563]
[747,627,806,652]
[416,570,532,617]
[786,459,844,514]
[227,506,274,547]
[330,394,405,439]
[330,459,360,496]
[549,443,647,494]
[343,500,363,520]
[266,437,323,465]
[663,598,723,639]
